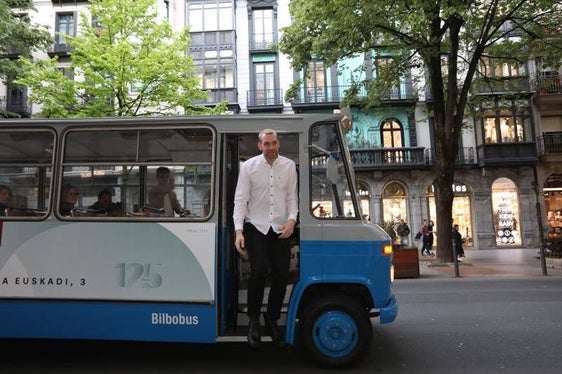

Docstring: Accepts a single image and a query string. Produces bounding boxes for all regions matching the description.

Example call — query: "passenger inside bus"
[0,185,12,216]
[88,189,123,216]
[148,166,190,217]
[60,184,79,216]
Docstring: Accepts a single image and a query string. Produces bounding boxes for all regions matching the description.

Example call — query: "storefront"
[428,182,474,247]
[491,177,522,246]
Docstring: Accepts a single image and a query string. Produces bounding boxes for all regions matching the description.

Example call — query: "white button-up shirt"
[233,154,298,235]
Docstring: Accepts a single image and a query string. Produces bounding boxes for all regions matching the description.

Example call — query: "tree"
[279,0,562,262]
[17,0,224,117]
[0,0,52,117]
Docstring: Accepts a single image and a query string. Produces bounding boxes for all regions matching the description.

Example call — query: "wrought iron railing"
[538,132,562,155]
[249,33,278,50]
[246,89,283,107]
[470,76,531,95]
[291,82,416,104]
[532,75,562,95]
[349,146,477,170]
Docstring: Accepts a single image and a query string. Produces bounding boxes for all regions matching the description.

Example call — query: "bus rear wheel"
[300,294,372,367]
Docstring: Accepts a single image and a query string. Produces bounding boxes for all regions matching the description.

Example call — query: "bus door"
[217,133,240,335]
[218,131,300,336]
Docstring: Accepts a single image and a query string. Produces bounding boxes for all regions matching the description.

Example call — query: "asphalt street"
[1,275,561,373]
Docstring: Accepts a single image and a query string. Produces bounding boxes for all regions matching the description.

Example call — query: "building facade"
[2,0,561,249]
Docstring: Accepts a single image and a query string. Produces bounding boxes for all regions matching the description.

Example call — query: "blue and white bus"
[0,114,397,366]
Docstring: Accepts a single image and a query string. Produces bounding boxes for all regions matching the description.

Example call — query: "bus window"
[60,127,214,219]
[0,130,54,218]
[310,123,359,219]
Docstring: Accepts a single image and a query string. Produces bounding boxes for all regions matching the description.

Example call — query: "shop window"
[491,178,521,245]
[428,182,474,247]
[382,181,407,224]
[544,173,562,231]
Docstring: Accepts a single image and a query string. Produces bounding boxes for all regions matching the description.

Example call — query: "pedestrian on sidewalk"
[396,219,411,246]
[453,224,465,260]
[421,220,435,256]
[418,219,429,255]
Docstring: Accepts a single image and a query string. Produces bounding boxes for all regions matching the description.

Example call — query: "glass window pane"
[492,178,521,246]
[188,4,203,32]
[0,130,54,217]
[64,130,138,163]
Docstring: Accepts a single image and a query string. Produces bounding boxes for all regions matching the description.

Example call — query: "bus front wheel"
[300,294,372,367]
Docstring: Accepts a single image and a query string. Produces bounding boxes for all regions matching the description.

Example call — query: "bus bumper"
[378,294,398,324]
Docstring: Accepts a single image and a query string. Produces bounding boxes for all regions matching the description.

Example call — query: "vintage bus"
[0,114,396,366]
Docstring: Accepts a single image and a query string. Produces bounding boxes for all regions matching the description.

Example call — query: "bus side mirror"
[326,156,339,185]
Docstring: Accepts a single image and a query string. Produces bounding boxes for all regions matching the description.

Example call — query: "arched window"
[381,119,404,148]
[491,178,521,245]
[382,181,407,224]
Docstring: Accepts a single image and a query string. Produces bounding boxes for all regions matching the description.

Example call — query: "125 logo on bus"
[115,263,162,288]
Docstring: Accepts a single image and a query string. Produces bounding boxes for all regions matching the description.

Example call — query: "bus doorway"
[218,132,300,337]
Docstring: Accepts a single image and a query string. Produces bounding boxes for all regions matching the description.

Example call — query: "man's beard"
[265,150,278,159]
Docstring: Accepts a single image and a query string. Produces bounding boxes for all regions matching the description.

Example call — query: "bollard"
[452,239,460,277]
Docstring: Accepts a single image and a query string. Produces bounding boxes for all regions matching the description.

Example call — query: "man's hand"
[278,219,296,239]
[235,230,246,255]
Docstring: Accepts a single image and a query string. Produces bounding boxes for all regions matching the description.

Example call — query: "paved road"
[1,276,561,373]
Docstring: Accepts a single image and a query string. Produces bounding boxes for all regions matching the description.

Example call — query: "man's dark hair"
[98,189,112,199]
[156,166,171,175]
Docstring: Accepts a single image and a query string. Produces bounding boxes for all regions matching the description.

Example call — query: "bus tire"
[300,294,372,367]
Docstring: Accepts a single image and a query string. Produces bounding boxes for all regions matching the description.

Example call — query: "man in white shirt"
[233,129,298,349]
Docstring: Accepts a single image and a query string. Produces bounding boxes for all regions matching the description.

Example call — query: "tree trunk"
[434,172,455,263]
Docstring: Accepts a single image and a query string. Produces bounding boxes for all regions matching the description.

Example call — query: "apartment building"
[2,0,561,249]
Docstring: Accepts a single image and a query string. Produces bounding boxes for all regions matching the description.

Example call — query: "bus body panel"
[299,221,394,306]
[0,221,216,302]
[284,236,397,344]
[0,300,216,342]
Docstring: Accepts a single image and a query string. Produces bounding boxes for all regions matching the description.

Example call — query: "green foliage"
[284,79,302,103]
[382,221,398,242]
[16,0,222,117]
[0,1,52,83]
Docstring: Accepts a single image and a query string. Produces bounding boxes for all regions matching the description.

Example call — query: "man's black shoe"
[265,320,285,348]
[247,318,261,349]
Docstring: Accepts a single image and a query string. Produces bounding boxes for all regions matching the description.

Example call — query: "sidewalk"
[417,248,562,278]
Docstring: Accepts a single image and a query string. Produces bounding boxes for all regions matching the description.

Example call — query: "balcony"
[189,31,235,48]
[291,82,417,110]
[47,43,73,58]
[424,147,478,168]
[246,89,284,113]
[476,142,538,167]
[533,75,562,95]
[342,146,478,171]
[471,76,531,96]
[0,96,32,118]
[538,132,562,163]
[0,46,25,59]
[532,75,562,109]
[249,33,277,51]
[350,147,427,170]
[7,0,32,7]
[193,88,239,112]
